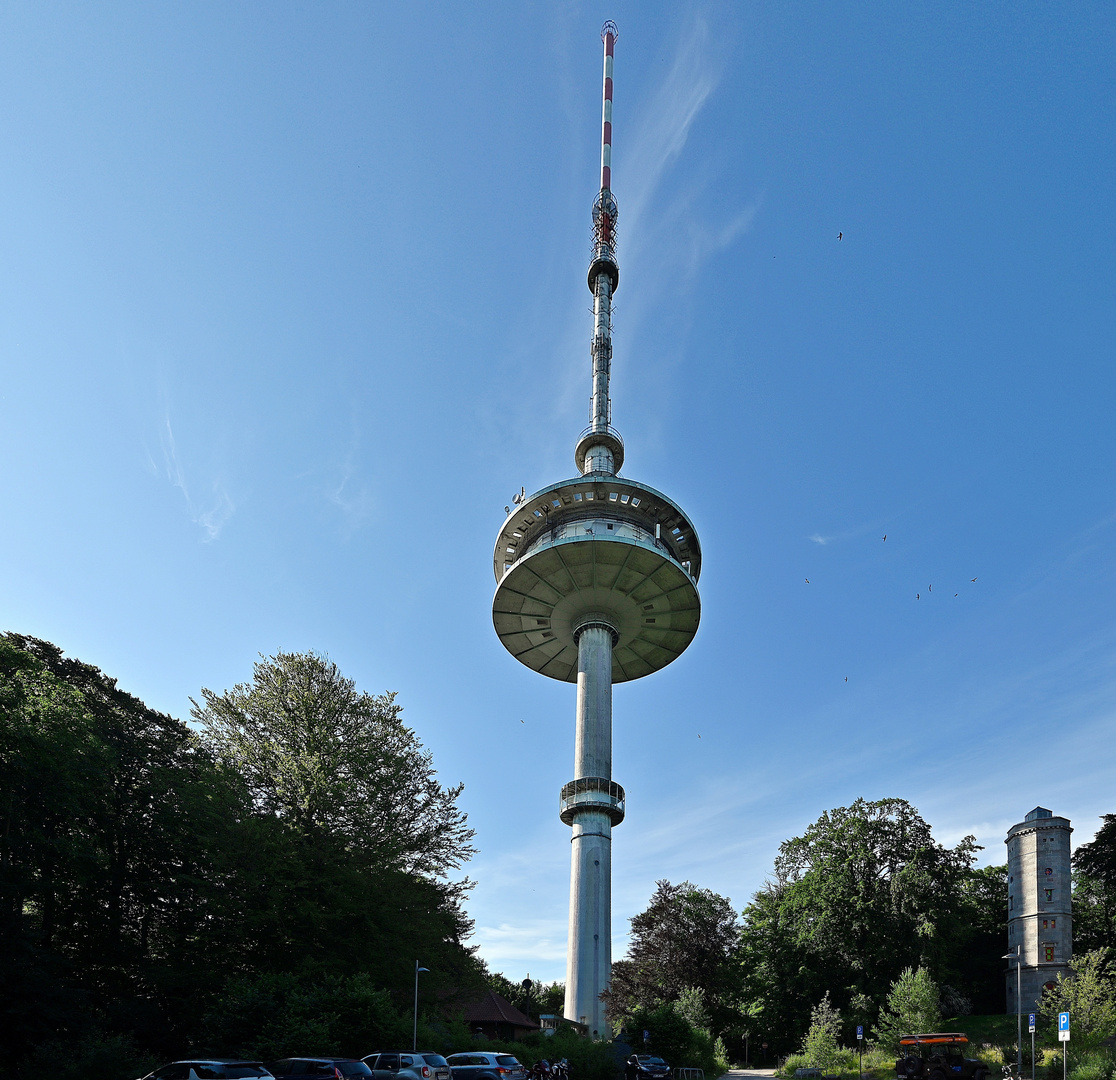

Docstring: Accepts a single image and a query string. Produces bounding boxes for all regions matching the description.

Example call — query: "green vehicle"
[895,1034,988,1080]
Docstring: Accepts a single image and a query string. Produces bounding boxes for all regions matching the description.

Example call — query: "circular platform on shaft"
[560,777,625,826]
[492,476,701,683]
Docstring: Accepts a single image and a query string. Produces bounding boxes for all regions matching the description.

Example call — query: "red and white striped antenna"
[600,20,617,192]
[576,20,624,477]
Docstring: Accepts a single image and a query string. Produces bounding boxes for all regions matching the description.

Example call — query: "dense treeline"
[607,798,1116,1064]
[0,636,484,1079]
[7,633,1116,1079]
[606,800,1008,1063]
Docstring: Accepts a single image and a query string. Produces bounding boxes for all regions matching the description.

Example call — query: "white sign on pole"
[1029,1013,1036,1034]
[1058,1012,1070,1042]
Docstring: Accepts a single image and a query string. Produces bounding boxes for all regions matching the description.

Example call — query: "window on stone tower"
[1010,896,1014,909]
[1044,945,1055,962]
[1045,889,1054,902]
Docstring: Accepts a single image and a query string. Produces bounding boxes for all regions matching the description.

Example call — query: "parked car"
[268,1060,373,1079]
[446,1054,527,1080]
[624,1057,670,1080]
[363,1053,452,1080]
[138,1062,272,1080]
[895,1034,987,1080]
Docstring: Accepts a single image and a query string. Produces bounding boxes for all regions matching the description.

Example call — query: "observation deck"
[560,777,626,826]
[492,474,701,683]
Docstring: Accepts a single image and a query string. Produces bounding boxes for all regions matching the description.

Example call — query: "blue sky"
[2,2,1115,983]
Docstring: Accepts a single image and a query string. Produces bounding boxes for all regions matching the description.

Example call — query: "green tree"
[604,880,741,1037]
[951,864,1007,1014]
[485,971,565,1020]
[801,993,843,1074]
[0,637,487,1074]
[191,651,485,1006]
[191,650,475,877]
[1072,817,1116,952]
[624,998,729,1076]
[1038,949,1116,1054]
[0,633,235,1062]
[736,799,993,1055]
[200,971,410,1059]
[873,967,942,1055]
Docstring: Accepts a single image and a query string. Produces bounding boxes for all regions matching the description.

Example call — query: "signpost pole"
[1058,1010,1070,1080]
[857,1027,864,1080]
[1028,1013,1036,1080]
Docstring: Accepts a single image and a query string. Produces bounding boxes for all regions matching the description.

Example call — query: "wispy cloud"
[621,19,717,235]
[156,411,236,541]
[326,418,375,537]
[621,16,753,284]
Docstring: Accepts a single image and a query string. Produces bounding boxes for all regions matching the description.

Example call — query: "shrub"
[801,993,843,1075]
[18,1031,157,1080]
[200,971,409,1059]
[874,969,942,1056]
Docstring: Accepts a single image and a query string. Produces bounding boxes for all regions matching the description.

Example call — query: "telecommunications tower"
[491,22,702,1039]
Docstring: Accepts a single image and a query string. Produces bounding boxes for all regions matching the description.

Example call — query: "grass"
[943,1015,1023,1049]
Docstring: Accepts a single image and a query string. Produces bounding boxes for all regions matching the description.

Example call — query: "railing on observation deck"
[559,776,626,825]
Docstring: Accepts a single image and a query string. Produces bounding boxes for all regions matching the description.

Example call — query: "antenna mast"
[576,20,624,477]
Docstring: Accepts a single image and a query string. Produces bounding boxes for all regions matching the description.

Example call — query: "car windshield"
[638,1059,666,1066]
[338,1065,374,1078]
[223,1069,271,1079]
[421,1058,448,1067]
[495,1060,521,1068]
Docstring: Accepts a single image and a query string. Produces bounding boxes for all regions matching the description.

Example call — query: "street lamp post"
[413,961,429,1052]
[1003,948,1022,1078]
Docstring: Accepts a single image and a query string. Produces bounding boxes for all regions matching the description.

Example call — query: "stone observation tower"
[1005,807,1073,1014]
[491,22,702,1039]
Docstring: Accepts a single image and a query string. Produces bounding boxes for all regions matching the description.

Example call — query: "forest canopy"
[0,636,483,1078]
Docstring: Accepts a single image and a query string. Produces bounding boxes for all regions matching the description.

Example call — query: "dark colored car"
[625,1057,670,1080]
[268,1060,373,1079]
[364,1054,452,1080]
[895,1034,987,1080]
[446,1054,527,1080]
[138,1062,272,1080]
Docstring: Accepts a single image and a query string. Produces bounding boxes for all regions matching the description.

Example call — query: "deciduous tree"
[605,880,740,1036]
[191,650,475,877]
[1073,817,1116,952]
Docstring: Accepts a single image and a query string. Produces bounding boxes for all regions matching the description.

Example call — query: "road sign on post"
[1029,1014,1036,1034]
[857,1026,864,1041]
[1059,1012,1071,1041]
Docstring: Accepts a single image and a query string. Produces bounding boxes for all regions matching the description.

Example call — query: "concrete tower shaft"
[564,620,616,1034]
[490,19,702,1042]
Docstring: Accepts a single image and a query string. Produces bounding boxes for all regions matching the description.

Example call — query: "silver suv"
[446,1054,527,1080]
[364,1054,451,1080]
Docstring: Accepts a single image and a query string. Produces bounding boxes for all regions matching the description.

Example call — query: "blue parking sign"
[1059,1012,1070,1031]
[1028,1013,1036,1033]
[857,1026,864,1041]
